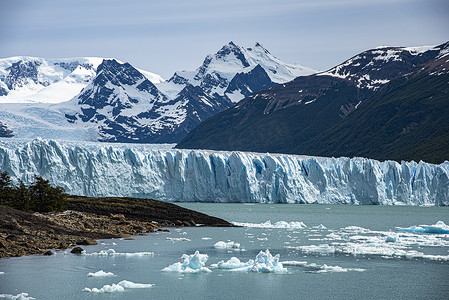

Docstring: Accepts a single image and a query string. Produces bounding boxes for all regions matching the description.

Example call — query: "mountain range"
[177,42,449,164]
[0,42,315,142]
[1,41,448,164]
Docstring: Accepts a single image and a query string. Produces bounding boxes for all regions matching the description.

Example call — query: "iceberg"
[162,251,211,273]
[82,280,153,293]
[0,139,448,205]
[214,241,241,249]
[396,221,449,234]
[212,249,287,273]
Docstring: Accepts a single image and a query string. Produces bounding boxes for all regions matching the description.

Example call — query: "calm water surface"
[0,204,448,300]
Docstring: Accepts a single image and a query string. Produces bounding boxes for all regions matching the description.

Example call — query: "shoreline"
[0,196,233,258]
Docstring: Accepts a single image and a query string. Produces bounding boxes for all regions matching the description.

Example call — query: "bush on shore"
[0,172,67,212]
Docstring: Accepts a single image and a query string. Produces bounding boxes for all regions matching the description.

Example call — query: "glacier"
[0,138,448,206]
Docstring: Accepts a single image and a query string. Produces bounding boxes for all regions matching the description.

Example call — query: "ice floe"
[82,249,154,256]
[396,221,449,234]
[87,270,115,277]
[214,241,241,249]
[166,237,191,242]
[211,250,287,273]
[82,280,153,293]
[162,251,211,273]
[306,263,365,273]
[287,224,449,262]
[201,237,212,240]
[0,294,35,300]
[232,220,307,229]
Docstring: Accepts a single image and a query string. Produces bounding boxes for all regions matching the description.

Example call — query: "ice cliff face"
[0,139,447,206]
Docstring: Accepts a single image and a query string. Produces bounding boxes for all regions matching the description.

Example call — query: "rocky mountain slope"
[0,42,315,143]
[177,42,449,163]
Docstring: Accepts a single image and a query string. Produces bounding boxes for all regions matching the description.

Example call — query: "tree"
[14,180,31,212]
[29,175,68,212]
[0,171,14,206]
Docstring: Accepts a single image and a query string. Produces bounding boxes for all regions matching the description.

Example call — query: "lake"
[1,204,448,299]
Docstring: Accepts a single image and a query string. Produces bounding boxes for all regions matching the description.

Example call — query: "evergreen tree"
[29,175,67,212]
[0,171,14,206]
[15,180,31,212]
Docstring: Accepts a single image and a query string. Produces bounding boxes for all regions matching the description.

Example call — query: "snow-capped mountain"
[0,42,312,143]
[317,43,446,90]
[65,59,232,143]
[0,56,164,104]
[177,41,449,163]
[158,42,317,102]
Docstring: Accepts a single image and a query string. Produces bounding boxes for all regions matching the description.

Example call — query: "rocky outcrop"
[0,196,232,258]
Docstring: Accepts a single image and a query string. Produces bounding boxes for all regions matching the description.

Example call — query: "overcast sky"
[0,0,448,78]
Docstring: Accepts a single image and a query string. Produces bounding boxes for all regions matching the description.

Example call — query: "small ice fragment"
[314,224,327,229]
[83,280,153,293]
[0,293,35,299]
[166,237,191,242]
[87,270,115,277]
[162,251,211,273]
[201,237,212,240]
[214,241,240,249]
[281,261,308,266]
[82,249,154,256]
[289,244,336,254]
[232,220,306,229]
[310,264,365,273]
[384,235,397,243]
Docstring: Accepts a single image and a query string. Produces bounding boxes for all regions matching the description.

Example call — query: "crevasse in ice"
[0,139,448,205]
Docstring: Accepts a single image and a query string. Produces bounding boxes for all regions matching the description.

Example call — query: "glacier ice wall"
[0,139,448,206]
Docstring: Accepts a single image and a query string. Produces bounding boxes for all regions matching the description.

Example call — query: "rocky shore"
[0,196,232,258]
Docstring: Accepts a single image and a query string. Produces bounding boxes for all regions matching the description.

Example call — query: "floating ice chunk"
[385,235,397,243]
[396,226,425,233]
[82,249,154,256]
[0,293,35,300]
[281,261,308,266]
[307,263,365,273]
[214,241,240,249]
[83,280,153,293]
[201,237,212,240]
[314,224,327,229]
[0,272,4,274]
[396,221,449,234]
[212,250,288,273]
[232,220,307,229]
[87,270,115,277]
[162,251,211,273]
[166,237,191,242]
[291,244,336,254]
[213,257,248,269]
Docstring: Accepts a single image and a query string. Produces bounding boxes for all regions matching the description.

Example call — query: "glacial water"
[1,204,448,300]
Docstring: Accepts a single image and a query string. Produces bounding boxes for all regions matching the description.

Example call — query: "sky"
[0,0,448,79]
